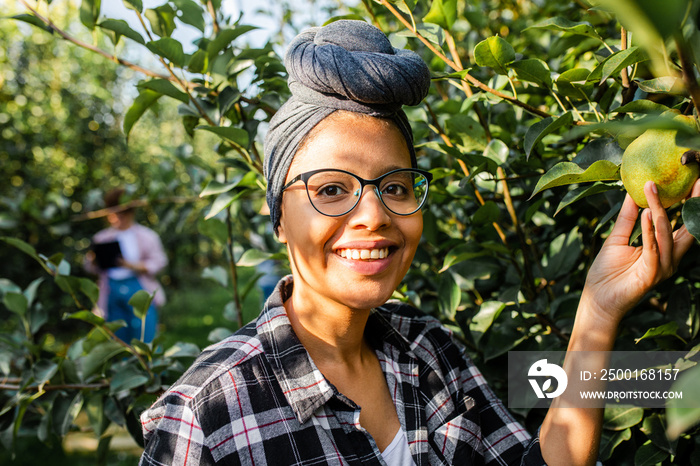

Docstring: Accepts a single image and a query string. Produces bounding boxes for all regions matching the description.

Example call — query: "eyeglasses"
[282,168,433,217]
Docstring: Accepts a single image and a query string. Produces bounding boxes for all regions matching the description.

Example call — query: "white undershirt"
[107,227,140,280]
[381,428,415,466]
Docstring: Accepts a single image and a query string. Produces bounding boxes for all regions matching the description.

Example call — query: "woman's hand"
[582,179,700,326]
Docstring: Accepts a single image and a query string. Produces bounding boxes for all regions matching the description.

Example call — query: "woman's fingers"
[643,181,674,274]
[672,179,700,265]
[608,194,639,245]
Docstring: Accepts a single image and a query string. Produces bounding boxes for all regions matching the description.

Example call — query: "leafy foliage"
[4,0,700,463]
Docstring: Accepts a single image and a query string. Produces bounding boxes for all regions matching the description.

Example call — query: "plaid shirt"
[140,276,545,465]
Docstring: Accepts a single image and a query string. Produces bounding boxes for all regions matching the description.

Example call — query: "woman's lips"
[333,246,395,274]
[336,247,389,260]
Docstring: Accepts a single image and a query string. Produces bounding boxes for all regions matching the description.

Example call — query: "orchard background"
[3,0,700,464]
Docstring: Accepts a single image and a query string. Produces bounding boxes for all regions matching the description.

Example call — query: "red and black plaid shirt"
[139,276,545,465]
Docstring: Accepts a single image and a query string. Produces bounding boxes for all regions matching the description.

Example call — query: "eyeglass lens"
[305,170,429,216]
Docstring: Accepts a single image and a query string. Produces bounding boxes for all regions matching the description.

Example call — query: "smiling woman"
[137,19,700,466]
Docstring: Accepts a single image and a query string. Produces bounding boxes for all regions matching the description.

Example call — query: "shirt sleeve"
[139,394,217,465]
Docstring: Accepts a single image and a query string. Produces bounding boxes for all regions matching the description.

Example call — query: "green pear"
[620,126,700,209]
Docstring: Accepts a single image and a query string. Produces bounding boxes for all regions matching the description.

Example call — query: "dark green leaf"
[437,272,460,319]
[32,360,58,385]
[526,17,602,41]
[80,341,127,379]
[237,249,286,267]
[145,5,176,38]
[163,342,201,358]
[1,237,39,261]
[474,36,515,75]
[146,38,185,67]
[187,49,208,73]
[110,367,150,394]
[637,77,683,94]
[207,26,259,58]
[423,0,458,30]
[571,138,623,169]
[198,217,228,245]
[599,428,631,460]
[510,59,552,88]
[202,266,228,287]
[85,396,110,437]
[531,160,621,198]
[98,19,145,46]
[439,244,488,272]
[205,189,247,220]
[524,112,573,158]
[122,0,142,13]
[555,68,593,100]
[471,301,506,344]
[543,227,581,280]
[635,321,686,344]
[634,441,669,466]
[667,365,700,439]
[640,413,677,455]
[682,198,700,242]
[472,201,501,225]
[64,310,105,326]
[195,125,249,148]
[603,405,644,431]
[128,290,154,320]
[10,14,53,33]
[555,182,619,215]
[124,89,162,139]
[218,86,241,117]
[587,47,647,83]
[3,292,28,316]
[171,0,205,32]
[52,392,83,436]
[80,0,101,30]
[612,100,671,115]
[137,78,188,103]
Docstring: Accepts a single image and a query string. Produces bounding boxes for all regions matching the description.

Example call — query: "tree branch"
[676,36,700,116]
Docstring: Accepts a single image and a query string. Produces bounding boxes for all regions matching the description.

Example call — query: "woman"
[86,188,167,343]
[139,20,700,465]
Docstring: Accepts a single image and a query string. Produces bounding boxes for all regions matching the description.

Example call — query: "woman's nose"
[347,186,391,230]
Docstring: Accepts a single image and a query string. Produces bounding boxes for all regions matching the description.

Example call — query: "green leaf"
[571,138,623,168]
[198,217,228,245]
[640,413,677,455]
[110,367,150,394]
[526,17,603,42]
[187,49,209,73]
[98,19,145,46]
[202,266,228,287]
[635,321,686,344]
[137,78,188,103]
[439,244,488,273]
[207,26,259,58]
[555,182,619,215]
[510,59,552,88]
[555,68,593,100]
[80,341,127,379]
[524,112,573,158]
[163,342,201,358]
[599,428,631,461]
[474,36,515,75]
[612,100,671,115]
[200,180,238,197]
[472,201,501,225]
[1,237,39,261]
[587,47,647,83]
[3,292,28,316]
[531,160,621,198]
[237,249,285,267]
[195,125,249,148]
[85,396,110,437]
[122,0,142,13]
[543,227,581,280]
[482,139,509,165]
[171,0,205,32]
[32,360,58,385]
[682,198,700,242]
[80,0,101,30]
[145,4,176,38]
[64,310,105,326]
[423,0,457,30]
[437,272,460,319]
[146,38,185,67]
[128,290,154,320]
[471,301,506,344]
[636,77,683,94]
[205,189,247,220]
[79,278,100,305]
[634,441,669,466]
[603,405,644,431]
[667,365,700,439]
[123,89,162,139]
[10,14,53,34]
[52,392,83,436]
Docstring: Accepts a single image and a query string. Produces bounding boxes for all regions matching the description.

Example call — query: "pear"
[620,126,700,209]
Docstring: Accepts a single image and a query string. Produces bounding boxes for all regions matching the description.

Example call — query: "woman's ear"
[276,221,287,244]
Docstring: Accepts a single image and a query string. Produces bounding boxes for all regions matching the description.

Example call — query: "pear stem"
[681,150,700,165]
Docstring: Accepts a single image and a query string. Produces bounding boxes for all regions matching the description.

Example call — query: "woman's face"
[278,113,423,311]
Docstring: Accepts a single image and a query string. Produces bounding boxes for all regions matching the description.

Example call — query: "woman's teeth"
[337,248,389,260]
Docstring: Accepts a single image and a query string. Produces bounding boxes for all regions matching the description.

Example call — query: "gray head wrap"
[263,20,431,230]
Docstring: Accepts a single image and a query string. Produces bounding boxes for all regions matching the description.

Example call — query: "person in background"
[85,188,167,343]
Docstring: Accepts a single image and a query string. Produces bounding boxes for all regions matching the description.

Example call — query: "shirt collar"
[256,276,416,424]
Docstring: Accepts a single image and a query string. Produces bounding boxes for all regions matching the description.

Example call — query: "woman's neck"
[285,289,372,368]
